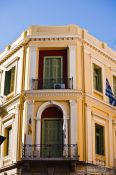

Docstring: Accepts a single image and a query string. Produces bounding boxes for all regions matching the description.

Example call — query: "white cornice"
[84,39,116,63]
[0,33,116,66]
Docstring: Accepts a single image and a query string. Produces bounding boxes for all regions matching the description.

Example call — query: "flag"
[28,118,32,135]
[0,136,6,145]
[105,78,116,106]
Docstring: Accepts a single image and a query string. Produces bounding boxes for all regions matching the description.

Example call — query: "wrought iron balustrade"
[22,144,78,160]
[32,78,73,90]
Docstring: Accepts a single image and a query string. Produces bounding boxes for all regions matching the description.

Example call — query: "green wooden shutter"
[44,57,62,88]
[42,119,63,157]
[4,71,11,95]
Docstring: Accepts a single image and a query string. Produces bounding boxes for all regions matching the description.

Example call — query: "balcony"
[32,78,73,90]
[22,144,78,161]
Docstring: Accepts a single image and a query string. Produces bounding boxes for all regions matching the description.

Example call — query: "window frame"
[95,123,105,156]
[4,66,15,96]
[113,75,116,97]
[6,127,12,156]
[43,56,63,88]
[4,125,12,157]
[93,63,103,93]
[2,56,19,97]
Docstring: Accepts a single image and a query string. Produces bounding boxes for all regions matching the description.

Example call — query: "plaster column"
[35,118,41,145]
[86,105,92,162]
[63,117,69,145]
[70,100,77,144]
[109,116,113,166]
[92,119,95,163]
[0,122,4,168]
[68,46,77,89]
[12,111,18,163]
[26,46,37,90]
[70,100,77,157]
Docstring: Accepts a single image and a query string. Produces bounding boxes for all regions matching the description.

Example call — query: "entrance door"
[42,118,63,157]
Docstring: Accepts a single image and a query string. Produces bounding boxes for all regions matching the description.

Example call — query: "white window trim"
[2,57,19,97]
[92,114,108,166]
[1,117,14,159]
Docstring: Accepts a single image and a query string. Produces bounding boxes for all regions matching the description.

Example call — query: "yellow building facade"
[0,25,116,175]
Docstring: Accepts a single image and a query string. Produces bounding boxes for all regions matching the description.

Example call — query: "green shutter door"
[44,57,62,88]
[42,119,63,157]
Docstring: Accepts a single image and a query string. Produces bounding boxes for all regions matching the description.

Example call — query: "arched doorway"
[41,106,63,157]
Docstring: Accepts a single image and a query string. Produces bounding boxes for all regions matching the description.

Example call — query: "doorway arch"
[41,106,63,157]
[36,101,69,157]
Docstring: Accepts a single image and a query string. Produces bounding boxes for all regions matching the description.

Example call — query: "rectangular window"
[113,75,116,97]
[93,64,102,92]
[43,57,62,88]
[95,124,104,155]
[4,67,15,95]
[5,127,12,156]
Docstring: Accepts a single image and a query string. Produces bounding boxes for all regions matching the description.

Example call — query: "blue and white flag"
[105,78,116,106]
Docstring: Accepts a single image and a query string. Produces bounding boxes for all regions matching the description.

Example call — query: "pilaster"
[68,46,77,89]
[86,105,92,162]
[70,100,77,144]
[109,116,113,166]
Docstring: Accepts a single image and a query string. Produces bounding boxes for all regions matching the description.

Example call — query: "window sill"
[3,155,11,166]
[95,154,105,165]
[5,92,14,100]
[93,90,103,100]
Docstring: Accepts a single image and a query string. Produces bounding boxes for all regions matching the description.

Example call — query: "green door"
[42,119,63,157]
[43,57,62,88]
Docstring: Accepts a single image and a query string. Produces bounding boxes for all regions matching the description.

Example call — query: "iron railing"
[32,78,73,90]
[22,144,78,160]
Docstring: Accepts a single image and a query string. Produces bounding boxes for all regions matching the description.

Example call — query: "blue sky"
[0,0,116,52]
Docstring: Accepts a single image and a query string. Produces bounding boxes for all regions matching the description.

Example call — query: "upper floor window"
[93,64,102,93]
[37,50,70,89]
[4,67,15,96]
[113,75,116,97]
[43,56,63,88]
[95,124,104,155]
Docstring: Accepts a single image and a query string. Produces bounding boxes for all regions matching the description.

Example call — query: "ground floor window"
[95,124,104,155]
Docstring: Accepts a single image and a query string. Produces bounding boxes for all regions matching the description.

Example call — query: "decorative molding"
[86,93,116,112]
[91,55,110,68]
[27,34,79,42]
[1,113,15,122]
[84,39,116,63]
[0,69,3,73]
[37,101,68,120]
[92,112,109,121]
[4,56,20,69]
[23,90,81,98]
